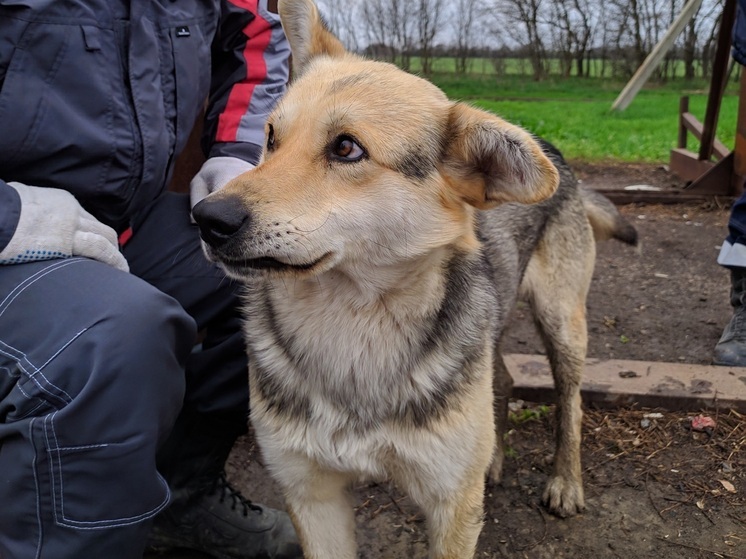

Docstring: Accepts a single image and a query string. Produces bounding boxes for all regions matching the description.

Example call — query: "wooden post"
[611,0,703,111]
[678,96,689,149]
[699,0,738,160]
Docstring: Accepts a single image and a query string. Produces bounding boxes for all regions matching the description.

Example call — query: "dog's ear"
[279,0,347,77]
[442,103,559,209]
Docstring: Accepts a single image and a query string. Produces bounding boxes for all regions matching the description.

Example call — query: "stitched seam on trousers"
[0,343,71,406]
[44,413,173,528]
[36,328,89,374]
[50,443,110,452]
[0,259,83,317]
[1,327,87,393]
[30,418,43,559]
[14,401,47,421]
[3,359,54,420]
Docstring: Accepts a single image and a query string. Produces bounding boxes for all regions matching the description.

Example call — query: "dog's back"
[479,141,636,339]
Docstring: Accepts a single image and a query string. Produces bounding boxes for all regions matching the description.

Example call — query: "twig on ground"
[645,473,665,520]
[513,504,548,552]
[655,536,742,559]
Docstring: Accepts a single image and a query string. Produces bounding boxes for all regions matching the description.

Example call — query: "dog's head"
[193,0,559,282]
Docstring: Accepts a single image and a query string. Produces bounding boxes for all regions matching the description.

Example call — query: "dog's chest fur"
[243,250,499,473]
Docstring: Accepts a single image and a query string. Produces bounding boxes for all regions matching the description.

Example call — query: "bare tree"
[316,0,362,53]
[358,0,417,69]
[452,0,478,74]
[416,0,445,75]
[546,0,597,77]
[697,0,727,80]
[487,0,548,81]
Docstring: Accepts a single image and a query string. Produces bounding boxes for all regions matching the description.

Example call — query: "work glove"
[0,182,129,272]
[189,156,256,209]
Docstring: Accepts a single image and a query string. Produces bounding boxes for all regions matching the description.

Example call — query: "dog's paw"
[542,475,585,517]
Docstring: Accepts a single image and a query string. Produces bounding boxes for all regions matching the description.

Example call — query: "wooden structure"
[667,0,744,199]
[605,0,745,203]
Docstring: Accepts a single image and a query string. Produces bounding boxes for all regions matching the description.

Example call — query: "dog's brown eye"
[266,124,275,150]
[331,135,365,162]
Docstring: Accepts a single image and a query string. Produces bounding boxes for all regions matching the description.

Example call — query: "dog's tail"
[580,187,638,246]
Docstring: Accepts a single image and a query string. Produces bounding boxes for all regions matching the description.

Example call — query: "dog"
[192,1,637,556]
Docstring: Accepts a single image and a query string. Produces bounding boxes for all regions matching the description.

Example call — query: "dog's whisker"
[291,206,334,234]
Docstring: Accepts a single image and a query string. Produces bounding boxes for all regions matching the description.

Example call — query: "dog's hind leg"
[488,348,513,483]
[522,227,594,518]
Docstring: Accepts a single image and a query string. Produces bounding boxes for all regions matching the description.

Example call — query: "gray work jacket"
[0,0,289,245]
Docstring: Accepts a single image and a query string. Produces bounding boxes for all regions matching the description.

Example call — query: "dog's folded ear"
[279,0,347,78]
[442,103,560,209]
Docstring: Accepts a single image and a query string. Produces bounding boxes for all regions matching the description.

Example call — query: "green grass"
[425,72,739,163]
[406,56,729,80]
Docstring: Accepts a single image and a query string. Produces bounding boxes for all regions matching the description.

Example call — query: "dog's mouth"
[218,252,333,275]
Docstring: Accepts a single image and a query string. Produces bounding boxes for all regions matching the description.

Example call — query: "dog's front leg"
[271,456,357,559]
[413,467,486,559]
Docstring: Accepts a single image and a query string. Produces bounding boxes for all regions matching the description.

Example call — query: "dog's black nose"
[192,196,250,247]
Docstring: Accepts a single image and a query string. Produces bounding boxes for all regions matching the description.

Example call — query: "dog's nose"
[192,196,250,247]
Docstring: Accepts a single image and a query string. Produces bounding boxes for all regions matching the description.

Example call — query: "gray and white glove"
[0,182,129,272]
[189,156,256,209]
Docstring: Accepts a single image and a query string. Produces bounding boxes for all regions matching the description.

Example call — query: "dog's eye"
[330,135,366,162]
[266,124,275,150]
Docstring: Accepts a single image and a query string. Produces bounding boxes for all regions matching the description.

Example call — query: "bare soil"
[151,163,746,559]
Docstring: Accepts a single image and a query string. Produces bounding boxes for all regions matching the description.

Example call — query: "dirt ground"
[153,162,746,559]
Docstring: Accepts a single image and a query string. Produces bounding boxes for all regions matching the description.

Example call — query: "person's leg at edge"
[123,192,300,558]
[715,190,746,366]
[0,258,194,559]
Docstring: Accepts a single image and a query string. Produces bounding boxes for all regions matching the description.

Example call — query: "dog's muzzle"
[192,196,250,250]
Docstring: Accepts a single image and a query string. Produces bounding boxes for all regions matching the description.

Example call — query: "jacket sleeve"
[0,181,21,253]
[203,0,291,165]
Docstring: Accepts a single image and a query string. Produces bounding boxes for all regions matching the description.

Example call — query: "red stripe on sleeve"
[216,0,272,142]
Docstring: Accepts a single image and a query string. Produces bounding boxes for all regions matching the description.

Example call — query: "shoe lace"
[210,472,263,517]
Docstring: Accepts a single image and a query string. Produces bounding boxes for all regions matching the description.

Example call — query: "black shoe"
[714,304,746,366]
[146,472,302,559]
[714,268,746,367]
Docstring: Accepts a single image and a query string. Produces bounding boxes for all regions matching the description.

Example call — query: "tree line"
[316,0,728,81]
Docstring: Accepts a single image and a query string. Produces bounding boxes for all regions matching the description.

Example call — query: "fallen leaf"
[719,480,736,493]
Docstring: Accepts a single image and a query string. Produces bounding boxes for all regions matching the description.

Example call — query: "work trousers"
[0,192,249,558]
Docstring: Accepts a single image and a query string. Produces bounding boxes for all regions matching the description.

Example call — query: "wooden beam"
[612,0,704,111]
[699,0,738,160]
[682,150,735,194]
[670,147,715,182]
[679,113,730,159]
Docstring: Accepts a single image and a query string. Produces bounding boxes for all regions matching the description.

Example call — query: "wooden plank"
[683,150,736,194]
[505,353,746,412]
[680,113,729,159]
[603,189,730,204]
[612,0,704,111]
[669,147,715,182]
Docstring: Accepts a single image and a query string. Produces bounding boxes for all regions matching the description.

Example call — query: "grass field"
[414,68,740,163]
[407,56,732,81]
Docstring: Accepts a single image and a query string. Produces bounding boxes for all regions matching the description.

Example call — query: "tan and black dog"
[192,1,637,556]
